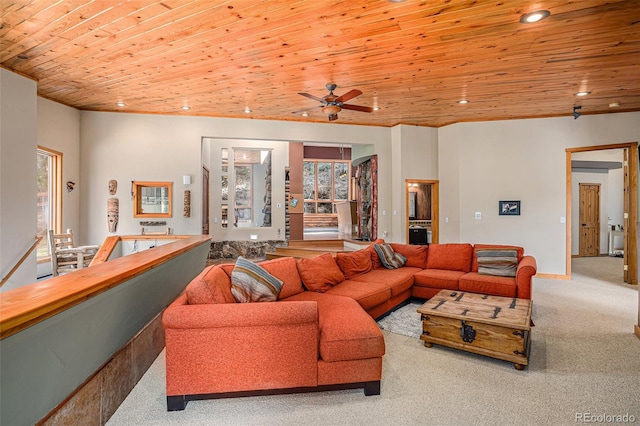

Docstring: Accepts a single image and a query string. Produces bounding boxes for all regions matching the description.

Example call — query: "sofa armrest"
[515,255,537,299]
[163,300,319,396]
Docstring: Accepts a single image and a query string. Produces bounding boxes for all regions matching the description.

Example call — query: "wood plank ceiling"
[2,0,639,127]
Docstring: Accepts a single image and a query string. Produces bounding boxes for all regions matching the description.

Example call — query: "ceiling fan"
[293,83,373,121]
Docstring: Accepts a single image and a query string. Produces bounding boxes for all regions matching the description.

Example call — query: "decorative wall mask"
[107,197,119,233]
[184,190,191,217]
[108,179,117,195]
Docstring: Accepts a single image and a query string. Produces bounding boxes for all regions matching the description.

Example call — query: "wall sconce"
[183,175,192,185]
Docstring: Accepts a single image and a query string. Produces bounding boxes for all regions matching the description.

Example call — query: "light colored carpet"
[107,257,639,426]
[377,302,423,338]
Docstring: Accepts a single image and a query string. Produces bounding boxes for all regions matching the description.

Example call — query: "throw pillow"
[230,256,284,302]
[335,249,373,279]
[373,243,407,270]
[425,243,473,272]
[296,253,345,293]
[390,243,428,268]
[186,265,236,304]
[259,256,305,299]
[368,238,386,269]
[476,249,518,277]
[471,244,524,272]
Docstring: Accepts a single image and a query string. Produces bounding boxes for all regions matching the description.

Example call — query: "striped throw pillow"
[373,243,407,270]
[476,249,518,277]
[231,257,283,302]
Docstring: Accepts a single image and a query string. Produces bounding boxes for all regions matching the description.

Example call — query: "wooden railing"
[0,235,211,340]
[0,236,43,289]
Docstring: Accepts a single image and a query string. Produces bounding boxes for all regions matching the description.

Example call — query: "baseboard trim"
[535,273,570,280]
[635,324,640,340]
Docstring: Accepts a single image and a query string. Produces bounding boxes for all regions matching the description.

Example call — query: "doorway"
[566,143,638,284]
[405,180,439,245]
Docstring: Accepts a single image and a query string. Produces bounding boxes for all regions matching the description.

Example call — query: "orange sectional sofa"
[162,242,536,410]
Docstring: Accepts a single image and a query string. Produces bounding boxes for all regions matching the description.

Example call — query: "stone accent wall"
[208,240,286,260]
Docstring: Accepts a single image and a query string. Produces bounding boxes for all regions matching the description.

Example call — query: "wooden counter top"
[0,235,211,340]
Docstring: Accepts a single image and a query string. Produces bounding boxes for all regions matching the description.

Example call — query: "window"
[36,147,62,261]
[303,160,350,214]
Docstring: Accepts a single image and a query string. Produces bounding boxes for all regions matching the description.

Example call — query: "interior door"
[579,183,600,257]
[202,166,210,235]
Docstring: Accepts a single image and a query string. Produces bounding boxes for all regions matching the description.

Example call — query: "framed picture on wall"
[499,200,521,216]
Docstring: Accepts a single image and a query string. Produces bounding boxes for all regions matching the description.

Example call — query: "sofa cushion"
[390,243,428,268]
[413,268,465,290]
[425,243,473,272]
[186,265,236,304]
[471,244,524,272]
[459,272,517,297]
[367,239,386,269]
[297,253,345,293]
[349,267,420,297]
[373,243,407,269]
[324,280,391,311]
[284,292,385,362]
[476,249,518,277]
[259,256,305,299]
[219,263,235,277]
[335,249,373,279]
[230,257,284,302]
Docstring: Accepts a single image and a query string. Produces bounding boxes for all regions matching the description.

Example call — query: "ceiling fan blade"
[341,103,373,113]
[328,113,338,121]
[299,92,325,103]
[335,89,362,103]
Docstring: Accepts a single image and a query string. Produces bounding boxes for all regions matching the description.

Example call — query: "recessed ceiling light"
[243,106,251,113]
[182,105,190,110]
[302,112,309,117]
[457,100,469,104]
[116,101,125,107]
[575,91,591,97]
[520,10,550,24]
[373,106,380,111]
[609,102,620,108]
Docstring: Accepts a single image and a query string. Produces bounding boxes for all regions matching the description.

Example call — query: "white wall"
[438,112,640,275]
[80,111,393,244]
[392,125,439,242]
[5,64,639,282]
[37,98,82,235]
[0,69,38,291]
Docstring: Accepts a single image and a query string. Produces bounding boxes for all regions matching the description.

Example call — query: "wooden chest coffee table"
[417,290,532,370]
